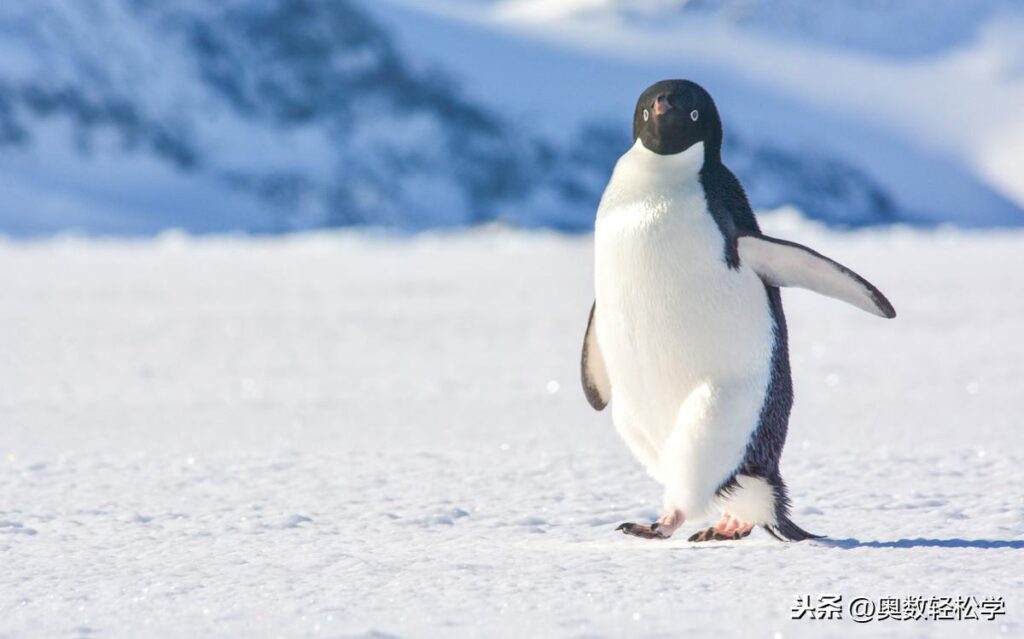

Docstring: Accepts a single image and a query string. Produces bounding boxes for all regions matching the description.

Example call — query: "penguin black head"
[633,80,723,161]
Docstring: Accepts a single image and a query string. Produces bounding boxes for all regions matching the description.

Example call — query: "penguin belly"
[593,147,775,515]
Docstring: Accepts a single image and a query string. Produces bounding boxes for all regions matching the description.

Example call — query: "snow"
[369,0,1024,225]
[0,0,533,235]
[2,220,1023,636]
[3,1,1023,234]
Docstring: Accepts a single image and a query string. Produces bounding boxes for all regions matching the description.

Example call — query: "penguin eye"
[690,110,699,122]
[643,109,649,122]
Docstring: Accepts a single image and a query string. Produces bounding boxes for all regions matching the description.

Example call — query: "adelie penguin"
[581,80,896,542]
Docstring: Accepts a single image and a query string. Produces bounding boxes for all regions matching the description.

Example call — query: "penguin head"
[633,80,722,161]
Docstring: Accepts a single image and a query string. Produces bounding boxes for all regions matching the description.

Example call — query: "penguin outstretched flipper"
[581,301,611,411]
[738,234,896,319]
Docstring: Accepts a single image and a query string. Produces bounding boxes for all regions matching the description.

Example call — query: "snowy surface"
[372,0,1024,226]
[2,220,1023,637]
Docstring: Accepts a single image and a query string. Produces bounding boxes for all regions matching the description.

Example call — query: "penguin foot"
[687,514,754,542]
[616,522,670,539]
[687,526,751,542]
[616,509,684,540]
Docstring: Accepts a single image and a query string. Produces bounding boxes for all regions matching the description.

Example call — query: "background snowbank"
[1,0,1022,235]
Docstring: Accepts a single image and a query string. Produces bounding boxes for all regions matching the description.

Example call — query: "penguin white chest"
[593,141,774,445]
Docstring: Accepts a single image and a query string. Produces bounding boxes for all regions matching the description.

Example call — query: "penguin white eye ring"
[582,78,896,544]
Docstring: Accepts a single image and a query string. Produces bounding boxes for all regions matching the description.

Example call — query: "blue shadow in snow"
[820,538,1024,550]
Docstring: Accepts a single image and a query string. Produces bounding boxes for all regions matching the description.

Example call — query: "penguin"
[581,79,895,542]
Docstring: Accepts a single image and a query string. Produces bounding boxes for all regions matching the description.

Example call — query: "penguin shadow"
[818,538,1024,550]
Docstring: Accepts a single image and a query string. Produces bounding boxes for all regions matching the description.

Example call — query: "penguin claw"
[688,525,752,542]
[616,522,669,539]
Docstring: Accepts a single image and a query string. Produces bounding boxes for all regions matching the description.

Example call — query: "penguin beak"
[653,94,673,116]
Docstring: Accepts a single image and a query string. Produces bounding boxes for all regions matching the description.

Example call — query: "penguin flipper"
[738,234,896,319]
[581,301,611,410]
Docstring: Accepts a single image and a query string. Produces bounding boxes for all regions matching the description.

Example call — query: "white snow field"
[2,219,1023,637]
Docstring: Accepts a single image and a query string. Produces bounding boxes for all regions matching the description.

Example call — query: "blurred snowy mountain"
[0,0,1021,235]
[494,0,1020,57]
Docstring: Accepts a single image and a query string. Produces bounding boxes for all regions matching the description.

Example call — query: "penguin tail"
[763,514,823,542]
[760,475,823,542]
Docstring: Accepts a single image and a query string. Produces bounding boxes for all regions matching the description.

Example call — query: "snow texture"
[2,218,1023,637]
[372,0,1024,226]
[1,0,1023,235]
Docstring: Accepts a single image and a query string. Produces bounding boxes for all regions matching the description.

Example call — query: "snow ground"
[1,220,1023,637]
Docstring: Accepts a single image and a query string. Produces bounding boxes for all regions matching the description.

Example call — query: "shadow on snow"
[819,538,1024,549]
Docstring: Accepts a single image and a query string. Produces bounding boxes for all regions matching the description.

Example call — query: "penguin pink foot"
[617,509,684,540]
[688,514,754,542]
